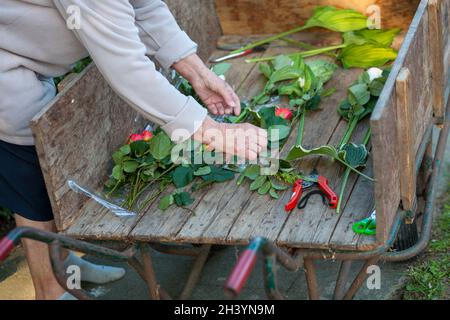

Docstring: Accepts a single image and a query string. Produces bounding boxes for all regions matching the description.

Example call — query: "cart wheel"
[392,219,419,254]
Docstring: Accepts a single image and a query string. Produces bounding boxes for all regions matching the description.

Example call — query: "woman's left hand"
[173,54,241,116]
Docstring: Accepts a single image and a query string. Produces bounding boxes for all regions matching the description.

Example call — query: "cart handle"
[0,236,15,262]
[224,237,266,298]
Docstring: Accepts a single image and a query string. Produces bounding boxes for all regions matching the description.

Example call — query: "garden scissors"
[352,210,376,235]
[284,170,338,212]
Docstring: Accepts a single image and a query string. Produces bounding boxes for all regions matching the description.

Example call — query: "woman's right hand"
[193,117,268,161]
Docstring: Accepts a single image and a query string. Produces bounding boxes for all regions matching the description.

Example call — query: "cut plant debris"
[247,27,400,69]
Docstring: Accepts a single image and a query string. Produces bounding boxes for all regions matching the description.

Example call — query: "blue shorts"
[0,140,54,222]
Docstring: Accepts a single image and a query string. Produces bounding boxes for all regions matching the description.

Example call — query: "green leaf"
[112,150,124,165]
[369,76,387,97]
[339,143,369,168]
[201,166,235,183]
[348,83,370,106]
[172,166,194,188]
[259,107,289,129]
[259,63,273,79]
[123,160,139,173]
[286,144,339,161]
[120,144,131,155]
[306,60,338,84]
[343,28,401,47]
[250,175,267,191]
[149,132,172,160]
[269,189,280,199]
[273,55,294,70]
[258,181,272,195]
[212,63,231,76]
[268,125,291,142]
[270,65,303,83]
[193,166,212,176]
[174,192,195,207]
[130,140,149,157]
[243,165,261,180]
[159,194,174,211]
[338,44,398,69]
[271,182,288,191]
[112,165,124,181]
[305,6,368,33]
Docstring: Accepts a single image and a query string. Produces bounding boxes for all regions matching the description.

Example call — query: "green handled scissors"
[352,210,376,235]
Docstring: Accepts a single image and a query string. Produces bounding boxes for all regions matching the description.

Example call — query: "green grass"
[403,188,450,300]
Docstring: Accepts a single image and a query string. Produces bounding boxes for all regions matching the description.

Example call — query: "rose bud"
[142,130,153,141]
[275,107,293,120]
[128,133,143,144]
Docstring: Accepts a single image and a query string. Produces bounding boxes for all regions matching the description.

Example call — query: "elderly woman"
[0,0,266,300]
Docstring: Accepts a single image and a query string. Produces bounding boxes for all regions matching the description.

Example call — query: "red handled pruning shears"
[284,170,338,212]
[210,45,268,63]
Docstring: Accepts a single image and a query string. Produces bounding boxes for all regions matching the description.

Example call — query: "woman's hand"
[173,54,241,116]
[193,117,267,161]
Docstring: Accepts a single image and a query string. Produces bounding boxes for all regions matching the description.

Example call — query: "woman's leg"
[14,214,66,300]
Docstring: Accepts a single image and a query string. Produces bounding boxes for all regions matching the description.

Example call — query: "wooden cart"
[2,0,448,300]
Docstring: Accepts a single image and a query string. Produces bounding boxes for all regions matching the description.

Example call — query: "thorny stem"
[230,25,311,54]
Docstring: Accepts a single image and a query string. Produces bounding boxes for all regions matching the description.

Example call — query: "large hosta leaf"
[343,28,401,47]
[338,44,397,69]
[305,6,368,33]
[286,144,339,161]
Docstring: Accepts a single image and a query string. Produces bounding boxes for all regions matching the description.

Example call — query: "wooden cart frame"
[1,0,449,300]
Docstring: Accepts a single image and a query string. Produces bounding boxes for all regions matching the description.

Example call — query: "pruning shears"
[210,45,268,63]
[352,210,376,235]
[284,170,338,212]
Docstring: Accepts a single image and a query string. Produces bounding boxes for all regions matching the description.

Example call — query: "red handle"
[317,176,338,209]
[0,237,15,262]
[224,249,258,297]
[284,180,303,212]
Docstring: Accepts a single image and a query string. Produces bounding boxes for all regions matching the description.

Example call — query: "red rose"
[275,107,293,120]
[142,130,153,141]
[128,133,143,144]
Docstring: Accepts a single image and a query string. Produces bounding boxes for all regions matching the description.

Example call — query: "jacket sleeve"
[131,0,198,71]
[53,0,206,141]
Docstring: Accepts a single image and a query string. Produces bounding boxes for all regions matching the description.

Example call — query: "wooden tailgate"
[371,0,435,243]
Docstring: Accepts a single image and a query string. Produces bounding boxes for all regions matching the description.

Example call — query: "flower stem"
[339,116,359,148]
[336,127,372,213]
[296,109,306,146]
[245,44,347,63]
[230,25,311,54]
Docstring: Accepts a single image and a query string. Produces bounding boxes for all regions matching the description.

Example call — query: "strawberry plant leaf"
[172,166,195,188]
[201,166,235,183]
[250,175,267,191]
[269,189,280,199]
[112,165,124,181]
[258,181,272,195]
[174,192,195,207]
[123,160,139,173]
[159,194,174,211]
[149,132,172,160]
[268,125,291,142]
[194,166,212,176]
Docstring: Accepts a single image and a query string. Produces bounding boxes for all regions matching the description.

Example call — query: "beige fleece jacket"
[0,0,207,145]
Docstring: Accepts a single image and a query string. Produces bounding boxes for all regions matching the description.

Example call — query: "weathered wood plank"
[31,64,146,231]
[428,0,446,123]
[328,159,376,250]
[370,0,432,244]
[395,68,416,210]
[439,0,450,108]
